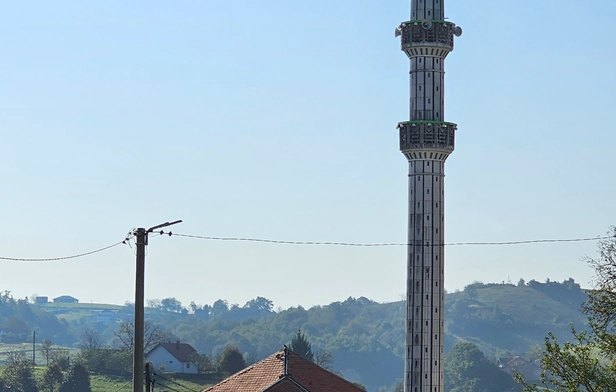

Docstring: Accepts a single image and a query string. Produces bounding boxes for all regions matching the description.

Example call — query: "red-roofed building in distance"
[202,348,366,392]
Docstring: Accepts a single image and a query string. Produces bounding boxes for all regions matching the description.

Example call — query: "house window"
[186,363,190,368]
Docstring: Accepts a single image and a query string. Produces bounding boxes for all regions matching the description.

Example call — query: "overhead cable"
[0,239,130,262]
[163,232,614,247]
[154,373,200,392]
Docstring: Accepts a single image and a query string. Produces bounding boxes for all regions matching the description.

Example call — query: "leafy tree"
[351,381,368,391]
[189,352,215,374]
[40,339,53,366]
[211,299,229,318]
[146,299,162,309]
[463,284,479,301]
[218,346,246,375]
[40,362,63,392]
[445,342,518,392]
[76,347,131,376]
[2,355,39,392]
[58,363,91,392]
[289,329,314,362]
[519,227,616,391]
[2,316,30,335]
[50,349,70,371]
[243,297,274,315]
[161,297,183,313]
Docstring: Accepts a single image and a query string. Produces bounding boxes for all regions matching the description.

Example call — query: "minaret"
[395,2,461,392]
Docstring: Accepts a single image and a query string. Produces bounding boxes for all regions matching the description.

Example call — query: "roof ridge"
[202,349,286,391]
[265,375,311,392]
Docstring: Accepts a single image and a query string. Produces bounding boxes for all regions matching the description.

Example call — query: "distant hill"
[444,279,587,357]
[0,278,589,391]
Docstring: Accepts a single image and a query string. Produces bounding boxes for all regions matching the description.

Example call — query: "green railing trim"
[398,120,457,126]
[404,20,453,25]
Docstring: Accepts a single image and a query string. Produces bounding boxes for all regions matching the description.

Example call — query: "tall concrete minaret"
[395,1,461,392]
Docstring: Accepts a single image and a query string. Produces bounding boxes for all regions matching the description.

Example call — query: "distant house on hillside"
[203,348,366,392]
[35,296,48,304]
[53,295,79,304]
[146,341,197,374]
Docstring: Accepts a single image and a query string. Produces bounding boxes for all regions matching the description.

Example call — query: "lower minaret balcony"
[397,21,457,58]
[398,121,456,157]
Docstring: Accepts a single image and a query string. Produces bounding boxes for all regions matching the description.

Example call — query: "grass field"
[89,374,213,392]
[27,367,215,392]
[37,302,125,322]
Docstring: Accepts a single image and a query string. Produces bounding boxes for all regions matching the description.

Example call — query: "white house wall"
[146,346,197,374]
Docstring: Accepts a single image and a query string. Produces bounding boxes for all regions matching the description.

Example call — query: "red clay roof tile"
[202,349,365,392]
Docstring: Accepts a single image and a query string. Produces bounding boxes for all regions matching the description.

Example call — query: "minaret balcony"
[398,21,456,58]
[398,121,456,157]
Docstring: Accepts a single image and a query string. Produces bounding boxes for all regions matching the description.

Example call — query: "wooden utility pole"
[132,220,182,392]
[145,362,151,392]
[133,227,147,392]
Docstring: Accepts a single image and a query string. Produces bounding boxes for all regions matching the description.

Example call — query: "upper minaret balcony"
[396,20,461,59]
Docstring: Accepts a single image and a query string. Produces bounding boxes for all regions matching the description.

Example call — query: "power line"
[153,380,186,392]
[0,238,130,262]
[0,232,612,263]
[162,232,614,247]
[113,380,132,392]
[154,374,200,392]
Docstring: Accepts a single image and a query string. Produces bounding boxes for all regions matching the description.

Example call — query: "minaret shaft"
[397,1,460,392]
[411,0,444,23]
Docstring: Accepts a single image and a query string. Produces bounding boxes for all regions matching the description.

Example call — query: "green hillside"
[0,278,589,391]
[445,279,587,358]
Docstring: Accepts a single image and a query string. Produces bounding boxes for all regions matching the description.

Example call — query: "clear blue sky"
[1,0,615,309]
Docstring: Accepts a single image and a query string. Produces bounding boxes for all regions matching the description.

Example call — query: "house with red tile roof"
[146,341,197,374]
[202,348,365,392]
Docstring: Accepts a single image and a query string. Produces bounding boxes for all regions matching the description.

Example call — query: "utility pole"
[133,227,147,392]
[133,220,182,392]
[145,362,151,392]
[32,331,35,366]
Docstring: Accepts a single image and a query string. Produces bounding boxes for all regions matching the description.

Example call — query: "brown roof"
[148,342,197,363]
[202,349,365,392]
[265,378,309,392]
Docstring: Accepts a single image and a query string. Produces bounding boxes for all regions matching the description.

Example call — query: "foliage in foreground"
[289,329,314,362]
[58,363,91,392]
[445,342,519,392]
[519,227,616,391]
[2,356,38,392]
[217,346,246,376]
